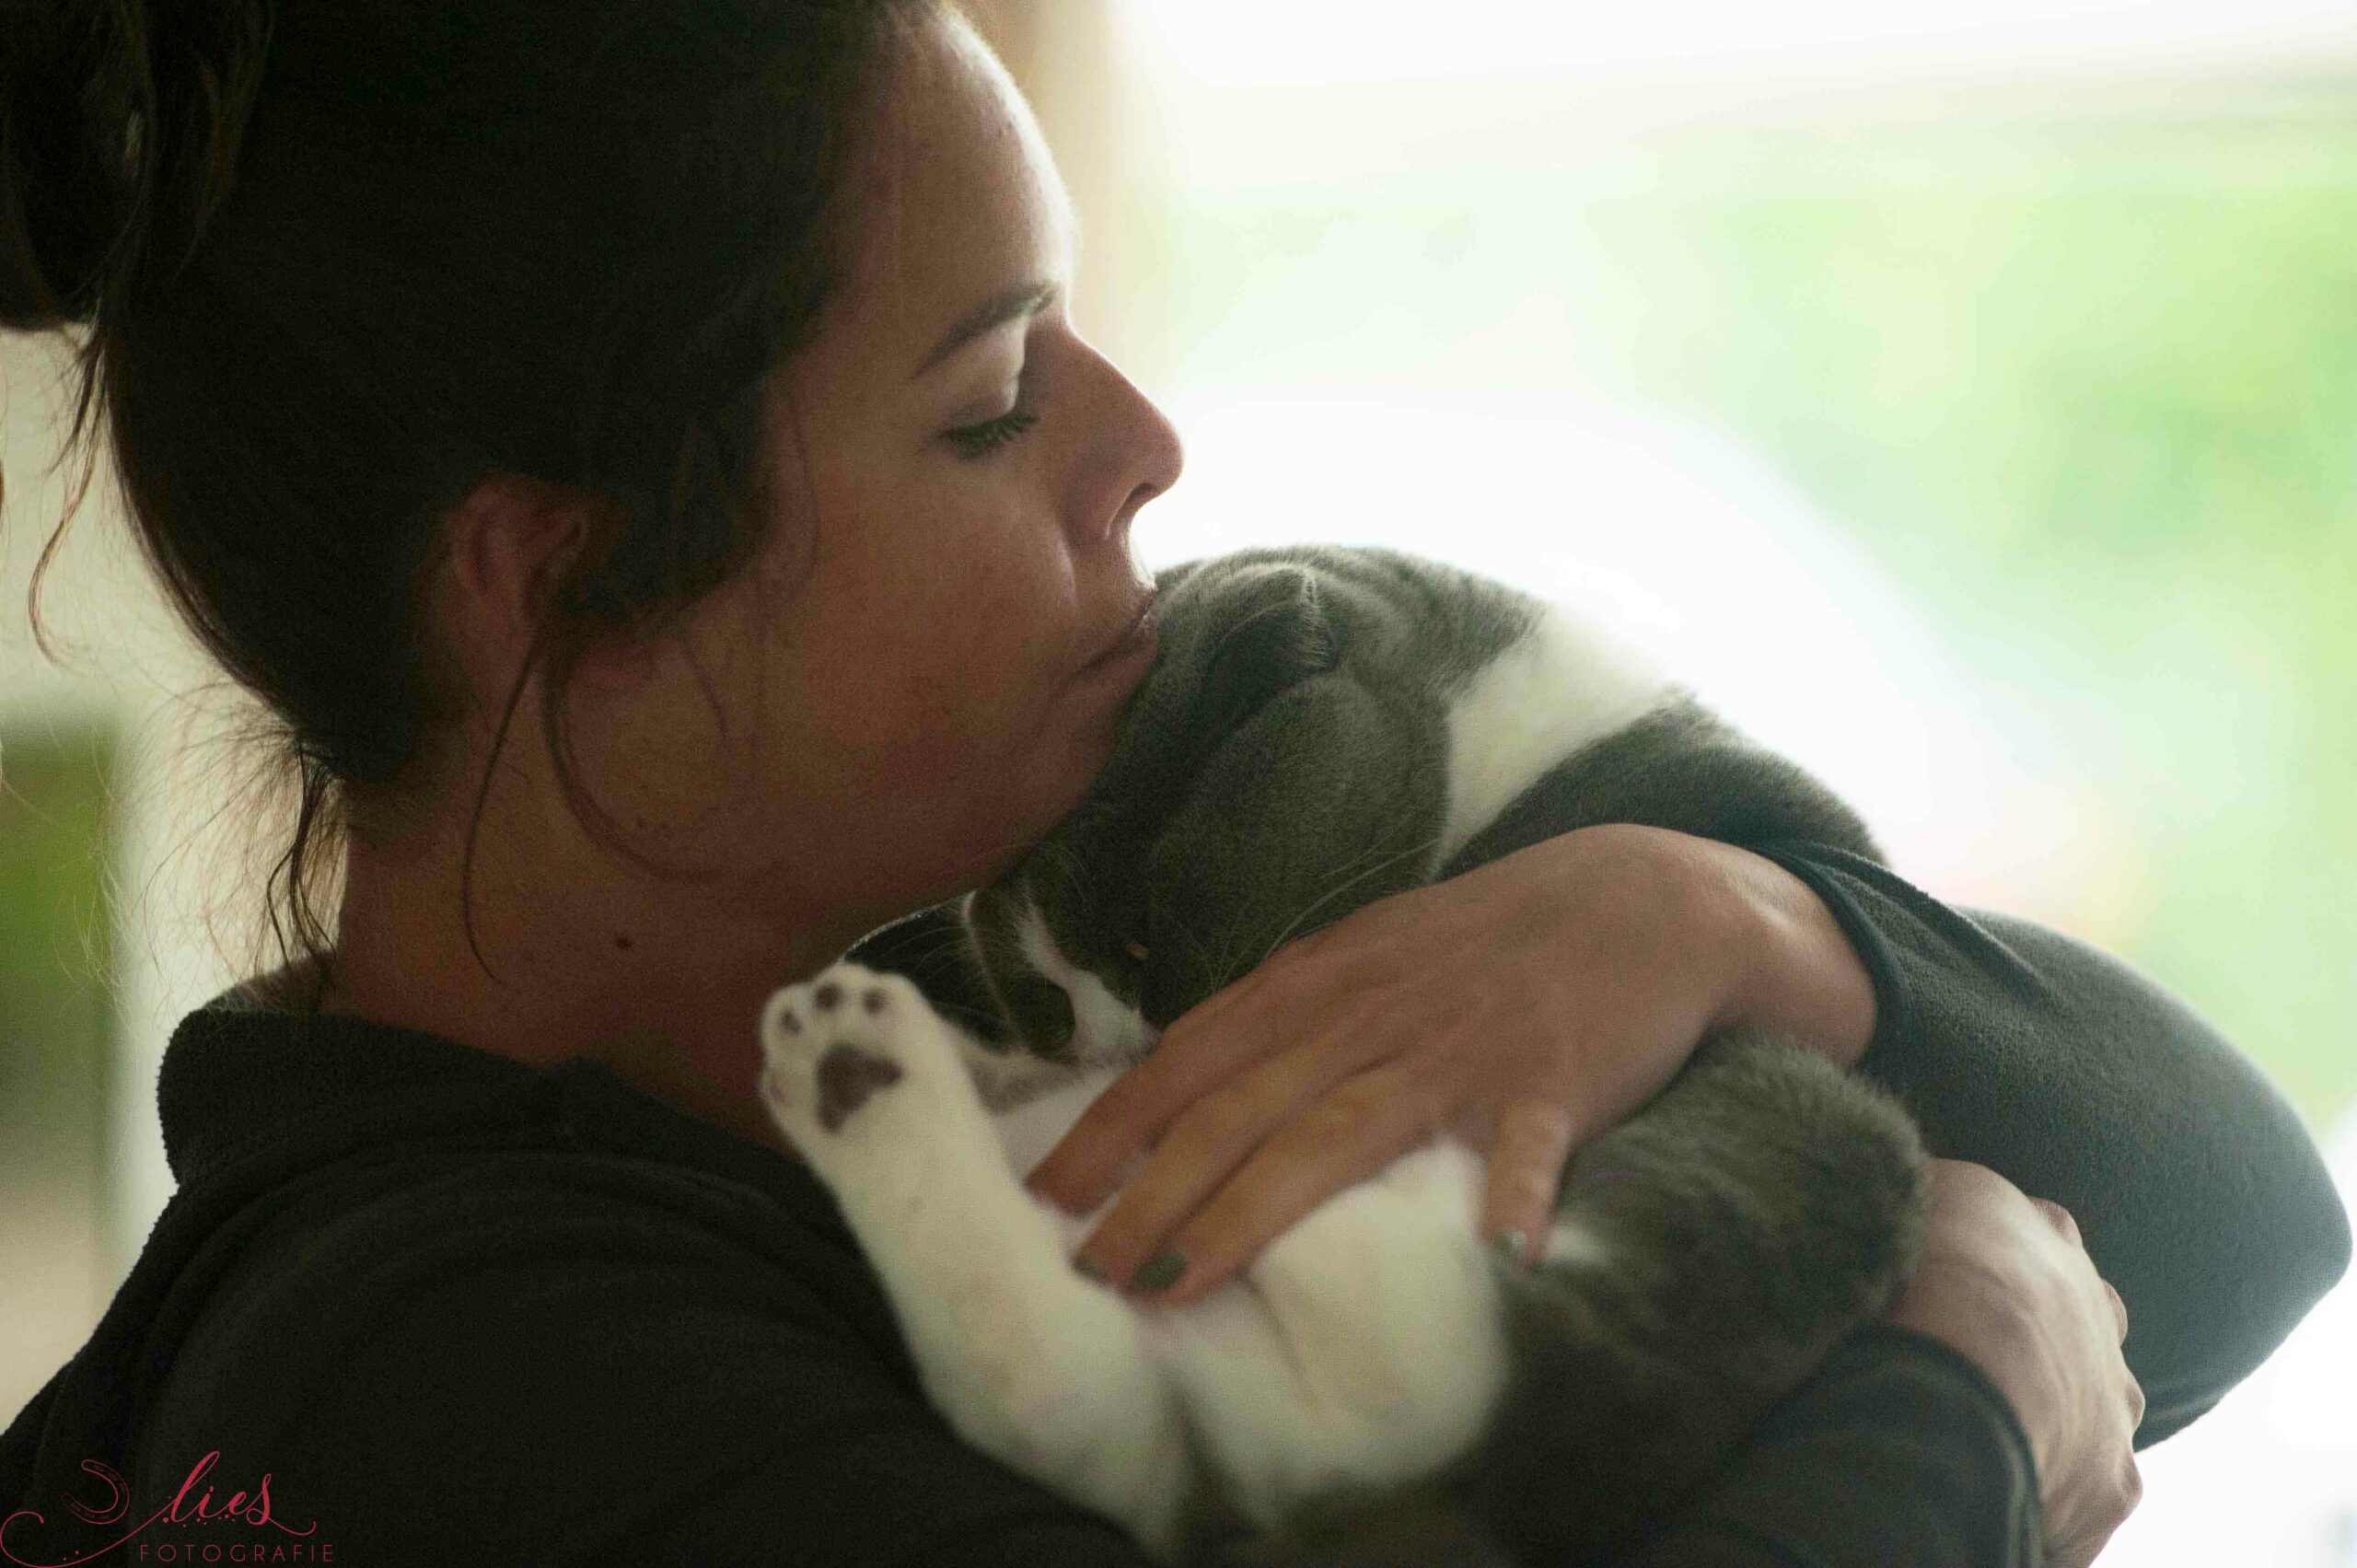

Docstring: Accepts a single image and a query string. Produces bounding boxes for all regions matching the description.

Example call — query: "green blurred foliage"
[1157,111,2357,1129]
[0,722,118,1189]
[1568,123,2357,1131]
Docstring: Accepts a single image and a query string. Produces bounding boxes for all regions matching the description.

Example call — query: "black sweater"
[2,844,2347,1566]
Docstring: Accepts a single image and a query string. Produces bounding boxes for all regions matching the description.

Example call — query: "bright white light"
[1126,0,2357,85]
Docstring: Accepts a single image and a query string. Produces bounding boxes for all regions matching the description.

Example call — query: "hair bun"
[2,0,272,331]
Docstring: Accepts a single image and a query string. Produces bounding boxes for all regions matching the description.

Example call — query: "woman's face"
[570,10,1183,952]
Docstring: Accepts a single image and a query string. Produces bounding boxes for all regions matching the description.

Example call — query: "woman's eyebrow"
[911,280,1059,380]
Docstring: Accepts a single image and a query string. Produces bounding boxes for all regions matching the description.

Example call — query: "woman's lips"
[1079,594,1161,674]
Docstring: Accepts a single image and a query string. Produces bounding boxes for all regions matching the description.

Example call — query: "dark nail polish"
[1074,1255,1104,1283]
[1493,1228,1529,1267]
[1130,1250,1185,1295]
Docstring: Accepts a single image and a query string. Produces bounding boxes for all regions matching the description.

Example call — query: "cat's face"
[954,549,1456,1096]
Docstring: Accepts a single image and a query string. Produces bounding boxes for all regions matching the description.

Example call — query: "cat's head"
[954,546,1480,1100]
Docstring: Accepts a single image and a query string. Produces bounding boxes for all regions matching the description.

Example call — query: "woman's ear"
[435,470,596,702]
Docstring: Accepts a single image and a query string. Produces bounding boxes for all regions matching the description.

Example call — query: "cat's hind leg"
[1466,1030,1930,1562]
[761,962,1195,1559]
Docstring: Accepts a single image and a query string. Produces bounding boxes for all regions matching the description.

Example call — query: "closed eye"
[944,405,1039,459]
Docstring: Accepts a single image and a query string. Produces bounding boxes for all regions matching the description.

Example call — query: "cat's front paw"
[760,962,959,1170]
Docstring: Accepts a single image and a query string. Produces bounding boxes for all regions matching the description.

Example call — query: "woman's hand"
[1884,1158,2145,1568]
[1020,823,1880,1307]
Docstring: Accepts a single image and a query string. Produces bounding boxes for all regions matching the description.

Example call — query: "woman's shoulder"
[153,1129,906,1397]
[196,1132,888,1324]
[124,1139,933,1556]
[111,1141,1155,1566]
[151,990,893,1332]
[51,999,1145,1565]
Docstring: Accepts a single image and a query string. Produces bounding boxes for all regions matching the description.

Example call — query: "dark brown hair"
[2,0,936,973]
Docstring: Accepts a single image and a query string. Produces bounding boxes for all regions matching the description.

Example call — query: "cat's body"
[757,545,1930,1565]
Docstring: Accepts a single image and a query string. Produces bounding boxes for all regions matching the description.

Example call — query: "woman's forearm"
[1742,840,2351,1446]
[1608,1327,2044,1568]
[1701,838,1879,1070]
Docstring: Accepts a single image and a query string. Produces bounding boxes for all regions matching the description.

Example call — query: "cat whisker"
[1254,826,1447,972]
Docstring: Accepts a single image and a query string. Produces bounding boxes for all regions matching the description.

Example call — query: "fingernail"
[1074,1255,1104,1283]
[1130,1250,1186,1295]
[1493,1228,1530,1267]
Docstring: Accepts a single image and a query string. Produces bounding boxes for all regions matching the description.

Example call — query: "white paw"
[759,962,957,1167]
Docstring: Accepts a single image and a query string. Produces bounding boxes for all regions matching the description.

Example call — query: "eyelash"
[944,406,1039,460]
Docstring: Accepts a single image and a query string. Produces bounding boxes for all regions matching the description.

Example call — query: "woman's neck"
[321,807,851,1161]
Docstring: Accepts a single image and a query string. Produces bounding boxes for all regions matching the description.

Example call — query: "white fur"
[1016,901,1157,1072]
[1148,1140,1510,1528]
[763,962,1518,1558]
[1437,603,1669,868]
[761,970,1194,1557]
[757,602,1666,1557]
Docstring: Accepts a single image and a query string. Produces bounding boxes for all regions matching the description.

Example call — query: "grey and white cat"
[757,544,1930,1566]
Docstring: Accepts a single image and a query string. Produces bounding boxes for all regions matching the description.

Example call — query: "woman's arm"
[1747,838,2352,1446]
[1608,1326,2045,1568]
[110,1156,2049,1568]
[1016,807,2345,1436]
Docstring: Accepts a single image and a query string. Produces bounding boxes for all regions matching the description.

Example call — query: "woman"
[0,2,2344,1563]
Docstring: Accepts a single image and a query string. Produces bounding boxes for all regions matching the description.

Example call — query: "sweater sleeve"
[128,1167,1162,1567]
[115,1154,2038,1568]
[1610,1326,2045,1568]
[1749,841,2352,1447]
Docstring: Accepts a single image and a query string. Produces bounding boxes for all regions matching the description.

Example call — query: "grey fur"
[849,543,1929,1565]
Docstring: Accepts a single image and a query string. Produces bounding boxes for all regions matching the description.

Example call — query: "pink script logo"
[3,1451,328,1565]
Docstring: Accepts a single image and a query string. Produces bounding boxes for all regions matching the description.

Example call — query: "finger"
[2048,1418,2142,1568]
[2029,1196,2083,1247]
[1070,1027,1387,1291]
[2104,1278,2130,1342]
[2124,1367,2147,1430]
[1024,972,1289,1213]
[1125,1060,1440,1308]
[1480,1097,1579,1268]
[2118,1452,2144,1520]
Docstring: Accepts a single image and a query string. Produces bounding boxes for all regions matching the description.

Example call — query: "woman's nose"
[1128,378,1185,505]
[1074,343,1185,542]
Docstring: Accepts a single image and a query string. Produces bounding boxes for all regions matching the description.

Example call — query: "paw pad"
[761,964,942,1148]
[817,1043,903,1132]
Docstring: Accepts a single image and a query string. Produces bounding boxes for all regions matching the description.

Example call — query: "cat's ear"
[1193,567,1340,738]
